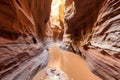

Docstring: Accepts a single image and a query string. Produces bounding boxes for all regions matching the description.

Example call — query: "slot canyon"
[0,0,120,80]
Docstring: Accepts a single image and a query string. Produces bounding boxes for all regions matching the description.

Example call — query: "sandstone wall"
[0,0,52,78]
[90,0,120,52]
[64,0,105,44]
[64,0,120,79]
[0,0,52,41]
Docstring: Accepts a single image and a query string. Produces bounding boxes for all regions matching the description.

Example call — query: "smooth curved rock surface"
[0,0,52,79]
[64,0,120,79]
[64,0,105,43]
[0,0,120,80]
[90,0,120,52]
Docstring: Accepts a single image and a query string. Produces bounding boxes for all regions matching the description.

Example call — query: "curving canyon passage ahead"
[0,0,120,80]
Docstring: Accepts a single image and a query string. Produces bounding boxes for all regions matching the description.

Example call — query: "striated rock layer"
[0,0,52,79]
[0,0,120,80]
[88,0,120,79]
[64,0,120,80]
[0,0,52,40]
[64,0,105,44]
[90,0,120,52]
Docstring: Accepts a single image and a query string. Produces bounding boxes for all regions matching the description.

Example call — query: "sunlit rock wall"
[48,0,65,41]
[90,0,120,52]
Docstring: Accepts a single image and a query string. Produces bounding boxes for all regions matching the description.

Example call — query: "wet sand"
[33,44,101,80]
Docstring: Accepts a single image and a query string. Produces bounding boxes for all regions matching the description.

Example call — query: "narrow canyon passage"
[0,0,120,80]
[33,44,101,80]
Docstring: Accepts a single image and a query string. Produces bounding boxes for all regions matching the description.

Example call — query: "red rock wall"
[64,0,120,79]
[87,1,120,79]
[0,0,52,41]
[90,0,120,52]
[0,0,120,79]
[64,0,105,44]
[0,0,52,79]
[65,0,120,52]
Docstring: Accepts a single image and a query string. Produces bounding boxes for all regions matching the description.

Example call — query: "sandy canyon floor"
[33,44,101,80]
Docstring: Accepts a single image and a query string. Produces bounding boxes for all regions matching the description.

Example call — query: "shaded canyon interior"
[0,0,120,80]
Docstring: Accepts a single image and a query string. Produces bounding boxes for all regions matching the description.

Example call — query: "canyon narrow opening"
[50,0,65,41]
